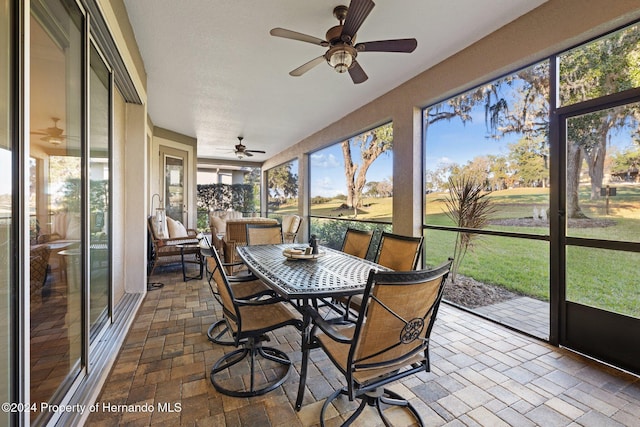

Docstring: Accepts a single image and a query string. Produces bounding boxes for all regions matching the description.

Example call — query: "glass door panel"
[566,246,640,318]
[0,1,11,424]
[163,152,185,223]
[30,0,84,415]
[562,101,640,374]
[565,104,640,241]
[89,44,110,336]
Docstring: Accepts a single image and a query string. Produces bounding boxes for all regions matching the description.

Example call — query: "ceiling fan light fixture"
[41,136,62,145]
[327,46,354,73]
[236,151,245,160]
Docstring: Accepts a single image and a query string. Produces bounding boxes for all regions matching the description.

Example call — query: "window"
[196,165,261,226]
[424,61,550,235]
[558,22,640,107]
[267,159,298,217]
[309,122,393,249]
[423,61,550,340]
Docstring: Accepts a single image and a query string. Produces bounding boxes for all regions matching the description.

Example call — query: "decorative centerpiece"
[283,234,325,260]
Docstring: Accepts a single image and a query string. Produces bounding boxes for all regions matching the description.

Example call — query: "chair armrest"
[211,232,224,252]
[37,233,62,244]
[307,306,353,344]
[161,236,199,245]
[236,292,283,306]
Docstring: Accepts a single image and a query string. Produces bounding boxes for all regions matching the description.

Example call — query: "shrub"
[445,175,496,282]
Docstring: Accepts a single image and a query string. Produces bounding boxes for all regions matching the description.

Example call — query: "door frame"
[159,145,190,226]
[556,87,640,374]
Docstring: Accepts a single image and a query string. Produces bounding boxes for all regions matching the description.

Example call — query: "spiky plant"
[444,175,496,282]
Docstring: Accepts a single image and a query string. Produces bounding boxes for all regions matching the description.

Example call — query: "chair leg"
[207,319,235,346]
[319,386,424,427]
[379,388,424,426]
[209,336,292,398]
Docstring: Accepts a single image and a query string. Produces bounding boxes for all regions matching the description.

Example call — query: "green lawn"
[276,184,640,317]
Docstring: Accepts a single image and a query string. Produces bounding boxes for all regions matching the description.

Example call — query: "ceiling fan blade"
[290,56,325,76]
[270,28,328,46]
[355,38,417,53]
[246,150,266,154]
[348,60,368,84]
[341,0,375,41]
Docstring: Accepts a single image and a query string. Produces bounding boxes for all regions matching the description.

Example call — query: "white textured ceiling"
[124,0,546,162]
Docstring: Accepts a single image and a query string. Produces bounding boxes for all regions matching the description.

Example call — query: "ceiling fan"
[234,137,265,159]
[270,0,417,84]
[30,117,68,145]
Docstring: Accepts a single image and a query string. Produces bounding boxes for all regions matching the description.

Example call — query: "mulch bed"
[489,217,617,228]
[443,275,522,308]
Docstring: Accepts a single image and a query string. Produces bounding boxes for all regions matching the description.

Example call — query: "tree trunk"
[566,142,587,218]
[342,142,358,209]
[585,124,609,200]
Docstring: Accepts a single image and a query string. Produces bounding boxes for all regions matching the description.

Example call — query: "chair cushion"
[282,215,301,234]
[167,217,188,238]
[210,216,227,235]
[51,211,68,237]
[151,215,167,239]
[65,214,81,240]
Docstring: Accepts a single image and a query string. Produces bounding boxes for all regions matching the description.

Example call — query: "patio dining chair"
[246,222,283,245]
[200,236,268,345]
[306,260,452,426]
[374,231,423,271]
[341,231,424,321]
[221,222,284,279]
[208,245,303,397]
[340,227,374,259]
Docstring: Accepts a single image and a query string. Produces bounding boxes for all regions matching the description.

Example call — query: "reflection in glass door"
[89,44,111,337]
[0,1,12,424]
[29,0,84,418]
[562,101,640,374]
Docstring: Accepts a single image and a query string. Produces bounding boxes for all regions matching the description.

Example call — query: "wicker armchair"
[220,218,278,268]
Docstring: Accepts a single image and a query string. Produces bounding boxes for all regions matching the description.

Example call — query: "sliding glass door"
[0,0,12,425]
[89,43,111,337]
[30,0,84,419]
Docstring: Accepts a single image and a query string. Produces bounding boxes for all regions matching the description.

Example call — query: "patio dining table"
[236,243,390,410]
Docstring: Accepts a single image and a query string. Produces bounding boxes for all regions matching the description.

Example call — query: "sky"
[424,108,520,172]
[308,108,517,199]
[308,101,639,199]
[310,139,393,198]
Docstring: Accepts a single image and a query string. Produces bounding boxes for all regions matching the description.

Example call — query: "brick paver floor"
[87,265,640,426]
